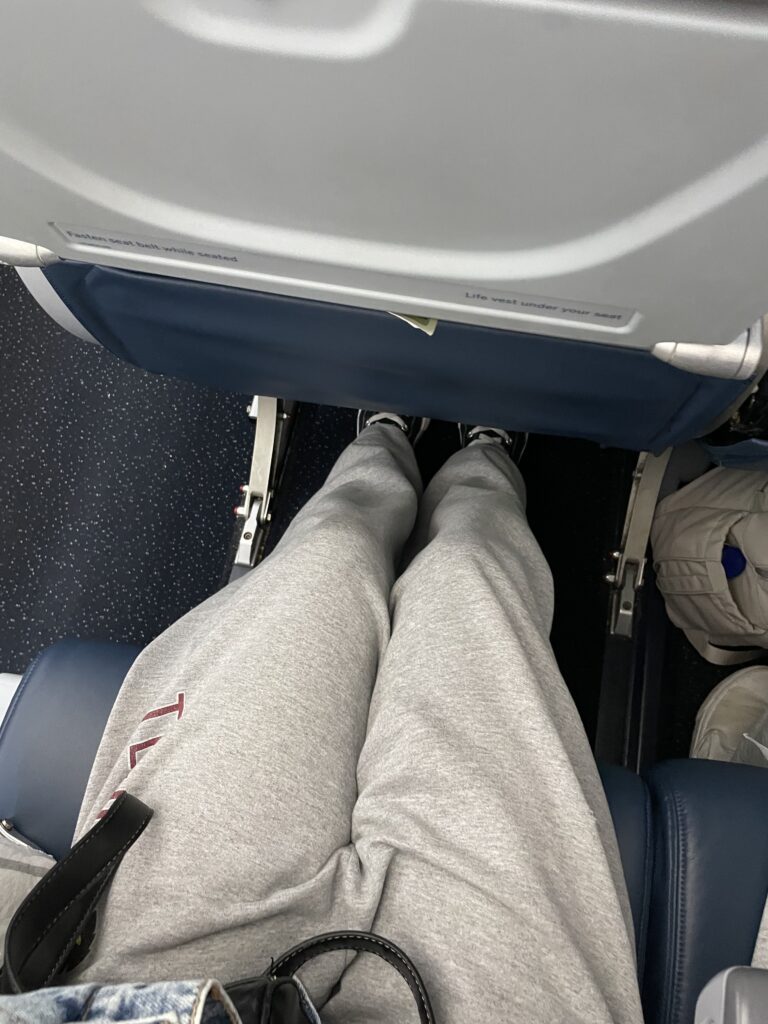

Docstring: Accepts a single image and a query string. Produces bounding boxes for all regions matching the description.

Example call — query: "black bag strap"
[271,931,436,1024]
[1,791,152,995]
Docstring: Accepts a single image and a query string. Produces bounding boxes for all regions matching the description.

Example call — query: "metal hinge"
[231,397,295,577]
[233,397,279,570]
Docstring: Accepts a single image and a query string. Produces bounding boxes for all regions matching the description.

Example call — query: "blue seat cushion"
[603,759,768,1024]
[0,639,140,859]
[599,762,653,979]
[642,759,768,1024]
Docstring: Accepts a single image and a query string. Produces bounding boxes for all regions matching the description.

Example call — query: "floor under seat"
[0,267,254,672]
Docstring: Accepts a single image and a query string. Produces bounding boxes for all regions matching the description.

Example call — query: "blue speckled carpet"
[0,267,255,672]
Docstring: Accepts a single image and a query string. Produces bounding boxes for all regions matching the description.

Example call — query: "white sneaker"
[357,410,430,444]
[690,666,768,766]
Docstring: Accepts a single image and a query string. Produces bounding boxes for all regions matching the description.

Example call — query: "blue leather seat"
[0,639,140,859]
[601,760,768,1024]
[2,639,768,1024]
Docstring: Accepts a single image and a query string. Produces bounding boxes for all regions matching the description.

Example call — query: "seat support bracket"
[608,448,672,638]
[231,396,290,576]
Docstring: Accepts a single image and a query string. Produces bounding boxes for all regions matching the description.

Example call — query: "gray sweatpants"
[75,425,644,1024]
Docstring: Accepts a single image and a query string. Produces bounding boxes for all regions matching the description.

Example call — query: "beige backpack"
[651,468,768,665]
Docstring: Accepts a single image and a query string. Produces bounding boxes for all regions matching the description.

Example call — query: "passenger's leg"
[74,425,421,986]
[327,442,643,1024]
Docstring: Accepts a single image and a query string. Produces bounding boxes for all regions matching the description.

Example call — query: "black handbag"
[227,931,435,1024]
[0,793,435,1023]
[0,791,153,995]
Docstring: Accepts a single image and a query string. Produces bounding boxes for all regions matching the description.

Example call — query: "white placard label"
[53,224,244,265]
[53,223,636,329]
[458,287,635,328]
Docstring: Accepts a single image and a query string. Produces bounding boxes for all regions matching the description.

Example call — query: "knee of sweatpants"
[294,499,409,573]
[428,507,549,573]
[402,521,554,619]
[305,512,386,564]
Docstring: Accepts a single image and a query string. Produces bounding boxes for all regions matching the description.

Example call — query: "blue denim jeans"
[0,978,322,1024]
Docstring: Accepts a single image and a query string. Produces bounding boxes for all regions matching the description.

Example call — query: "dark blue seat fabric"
[641,760,768,1024]
[43,262,748,454]
[0,639,140,859]
[599,762,653,981]
[603,759,768,1024]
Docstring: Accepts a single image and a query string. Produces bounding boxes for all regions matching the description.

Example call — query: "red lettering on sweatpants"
[142,692,185,722]
[129,736,161,769]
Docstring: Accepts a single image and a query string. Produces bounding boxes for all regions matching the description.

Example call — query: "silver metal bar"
[609,448,672,638]
[233,396,279,569]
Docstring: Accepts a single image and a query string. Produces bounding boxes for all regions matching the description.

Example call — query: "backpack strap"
[685,628,765,666]
[1,792,152,994]
[271,931,436,1024]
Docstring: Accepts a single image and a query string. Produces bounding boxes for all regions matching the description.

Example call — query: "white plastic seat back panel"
[1,0,768,348]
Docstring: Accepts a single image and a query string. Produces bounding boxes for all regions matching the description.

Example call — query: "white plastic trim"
[0,674,21,725]
[652,320,763,381]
